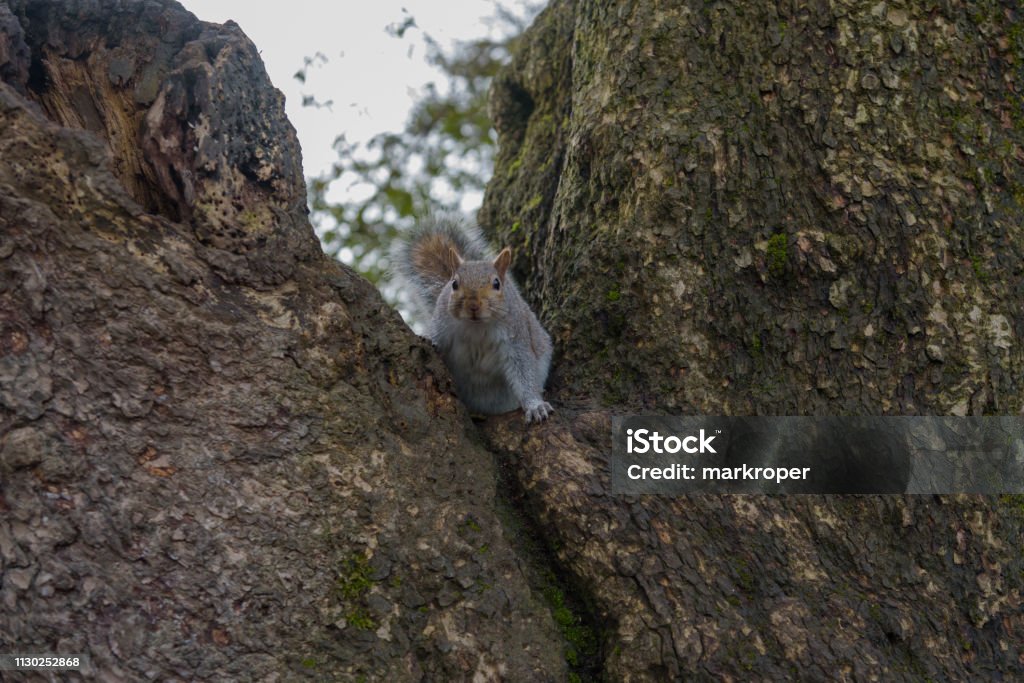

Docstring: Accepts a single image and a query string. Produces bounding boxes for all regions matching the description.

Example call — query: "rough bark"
[484,0,1024,417]
[481,0,1024,680]
[3,0,1023,681]
[0,1,565,680]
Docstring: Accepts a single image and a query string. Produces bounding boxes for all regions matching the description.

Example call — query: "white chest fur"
[444,320,506,381]
[434,319,517,413]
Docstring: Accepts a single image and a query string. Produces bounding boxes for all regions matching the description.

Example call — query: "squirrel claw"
[524,401,553,423]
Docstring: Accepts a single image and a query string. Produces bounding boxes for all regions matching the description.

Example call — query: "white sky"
[177,1,527,188]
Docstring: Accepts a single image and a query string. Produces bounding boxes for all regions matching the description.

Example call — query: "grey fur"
[393,214,554,422]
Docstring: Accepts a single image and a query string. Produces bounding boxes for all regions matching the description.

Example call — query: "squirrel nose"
[467,301,481,314]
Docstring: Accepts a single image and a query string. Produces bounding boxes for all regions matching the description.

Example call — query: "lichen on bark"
[484,0,1024,417]
[479,1,1024,680]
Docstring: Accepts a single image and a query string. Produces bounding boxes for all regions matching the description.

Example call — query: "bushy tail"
[391,213,493,312]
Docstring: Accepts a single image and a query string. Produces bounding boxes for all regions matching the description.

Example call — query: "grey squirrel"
[393,215,553,422]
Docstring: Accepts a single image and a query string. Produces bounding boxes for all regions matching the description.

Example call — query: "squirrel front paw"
[523,400,553,423]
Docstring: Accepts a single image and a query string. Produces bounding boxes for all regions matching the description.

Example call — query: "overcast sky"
[177,1,528,186]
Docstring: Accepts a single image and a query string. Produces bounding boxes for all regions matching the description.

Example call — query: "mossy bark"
[481,0,1024,680]
[484,0,1024,416]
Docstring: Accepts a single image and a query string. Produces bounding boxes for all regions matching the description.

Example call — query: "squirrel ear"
[494,247,512,279]
[445,246,464,277]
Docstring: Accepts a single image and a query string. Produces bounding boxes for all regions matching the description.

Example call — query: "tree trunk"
[481,0,1024,680]
[0,1,564,680]
[2,0,1022,681]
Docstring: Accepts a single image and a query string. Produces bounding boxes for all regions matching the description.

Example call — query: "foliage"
[302,4,542,288]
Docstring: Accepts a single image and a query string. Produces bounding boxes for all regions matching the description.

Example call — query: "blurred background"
[178,0,541,296]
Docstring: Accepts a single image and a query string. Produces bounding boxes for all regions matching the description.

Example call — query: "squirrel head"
[445,247,512,322]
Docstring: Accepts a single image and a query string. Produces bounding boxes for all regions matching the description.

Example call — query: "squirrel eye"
[452,278,459,291]
[492,277,501,291]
